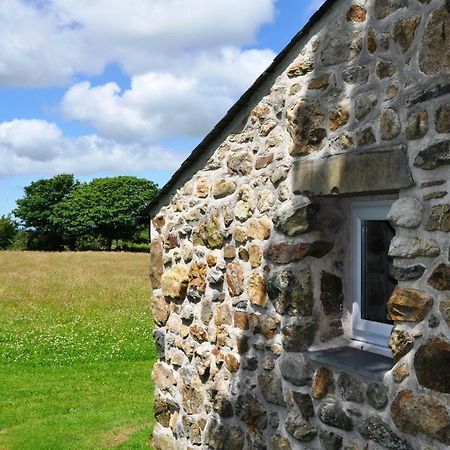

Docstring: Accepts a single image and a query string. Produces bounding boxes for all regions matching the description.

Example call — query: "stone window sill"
[304,346,393,380]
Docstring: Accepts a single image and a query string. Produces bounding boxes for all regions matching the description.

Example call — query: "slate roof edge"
[140,0,337,220]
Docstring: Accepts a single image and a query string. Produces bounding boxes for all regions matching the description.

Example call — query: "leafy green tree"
[52,176,158,250]
[14,174,78,250]
[0,215,17,249]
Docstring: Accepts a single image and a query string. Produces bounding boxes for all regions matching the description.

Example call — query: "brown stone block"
[387,288,433,322]
[264,241,333,264]
[428,263,450,290]
[226,262,244,296]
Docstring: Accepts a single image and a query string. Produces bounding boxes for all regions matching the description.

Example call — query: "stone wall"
[149,0,450,448]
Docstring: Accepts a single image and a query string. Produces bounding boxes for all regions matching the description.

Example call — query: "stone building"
[144,0,450,448]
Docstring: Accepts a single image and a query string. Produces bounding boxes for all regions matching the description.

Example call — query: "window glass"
[361,220,396,324]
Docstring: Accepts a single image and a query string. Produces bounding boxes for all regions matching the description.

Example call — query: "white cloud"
[61,47,275,142]
[0,119,184,176]
[0,0,275,86]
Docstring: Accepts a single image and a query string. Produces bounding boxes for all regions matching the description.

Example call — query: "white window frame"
[351,200,394,350]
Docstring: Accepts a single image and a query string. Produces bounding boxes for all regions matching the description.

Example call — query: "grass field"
[0,251,156,450]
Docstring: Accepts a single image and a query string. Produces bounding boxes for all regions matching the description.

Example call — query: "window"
[351,201,396,349]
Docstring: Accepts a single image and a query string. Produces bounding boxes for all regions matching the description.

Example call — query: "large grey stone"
[374,0,407,19]
[389,236,440,258]
[419,6,450,75]
[358,416,412,449]
[285,411,317,442]
[273,198,312,236]
[321,31,363,66]
[267,267,313,316]
[318,401,353,431]
[258,374,285,406]
[279,355,312,386]
[337,373,364,403]
[387,197,423,228]
[414,140,450,170]
[236,393,267,431]
[293,146,413,196]
[282,319,316,352]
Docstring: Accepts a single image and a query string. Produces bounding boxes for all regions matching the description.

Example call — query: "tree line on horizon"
[0,174,158,252]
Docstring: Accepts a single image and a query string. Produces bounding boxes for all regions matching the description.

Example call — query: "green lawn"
[0,251,156,450]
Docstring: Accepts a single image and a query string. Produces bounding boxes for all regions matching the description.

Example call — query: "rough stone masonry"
[148,0,450,448]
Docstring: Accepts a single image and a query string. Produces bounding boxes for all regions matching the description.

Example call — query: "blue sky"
[0,0,323,216]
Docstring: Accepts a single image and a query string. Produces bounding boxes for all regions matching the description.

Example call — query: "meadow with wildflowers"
[0,251,156,449]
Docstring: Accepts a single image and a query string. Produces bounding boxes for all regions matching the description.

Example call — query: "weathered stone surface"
[393,17,420,53]
[406,109,428,140]
[189,262,207,293]
[308,73,330,90]
[223,244,236,260]
[247,272,267,307]
[257,189,275,213]
[270,164,290,186]
[212,179,237,199]
[376,61,397,79]
[389,329,414,363]
[355,92,377,120]
[260,119,277,137]
[161,264,190,299]
[236,393,267,431]
[265,241,333,264]
[247,216,271,240]
[293,146,413,196]
[208,423,245,450]
[346,5,366,22]
[152,423,178,450]
[287,58,314,78]
[419,6,450,75]
[337,373,364,403]
[319,430,343,450]
[215,303,233,326]
[389,236,440,258]
[380,108,400,140]
[268,267,313,316]
[387,288,433,322]
[249,244,262,268]
[181,376,204,414]
[386,84,399,99]
[318,401,352,431]
[321,30,362,66]
[415,336,450,393]
[287,100,326,156]
[358,416,411,450]
[271,435,292,450]
[196,177,209,198]
[273,199,311,236]
[233,226,247,243]
[342,66,369,84]
[258,374,284,405]
[189,323,208,343]
[414,140,450,170]
[329,106,349,131]
[227,150,253,175]
[392,362,410,383]
[440,299,450,327]
[367,382,388,409]
[374,0,407,19]
[387,197,423,228]
[235,185,256,222]
[391,389,450,444]
[424,190,448,200]
[150,237,164,289]
[285,411,317,442]
[238,247,249,262]
[436,105,450,133]
[282,319,315,352]
[368,28,377,54]
[224,352,240,373]
[255,153,274,169]
[152,362,176,392]
[152,295,170,326]
[425,204,450,232]
[279,355,312,386]
[312,367,333,399]
[153,329,165,359]
[292,392,314,419]
[234,311,249,330]
[226,263,244,296]
[192,210,224,249]
[251,313,278,339]
[355,128,376,146]
[428,264,450,290]
[320,272,343,315]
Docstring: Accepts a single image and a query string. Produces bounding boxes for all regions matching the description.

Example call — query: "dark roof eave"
[141,0,336,219]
